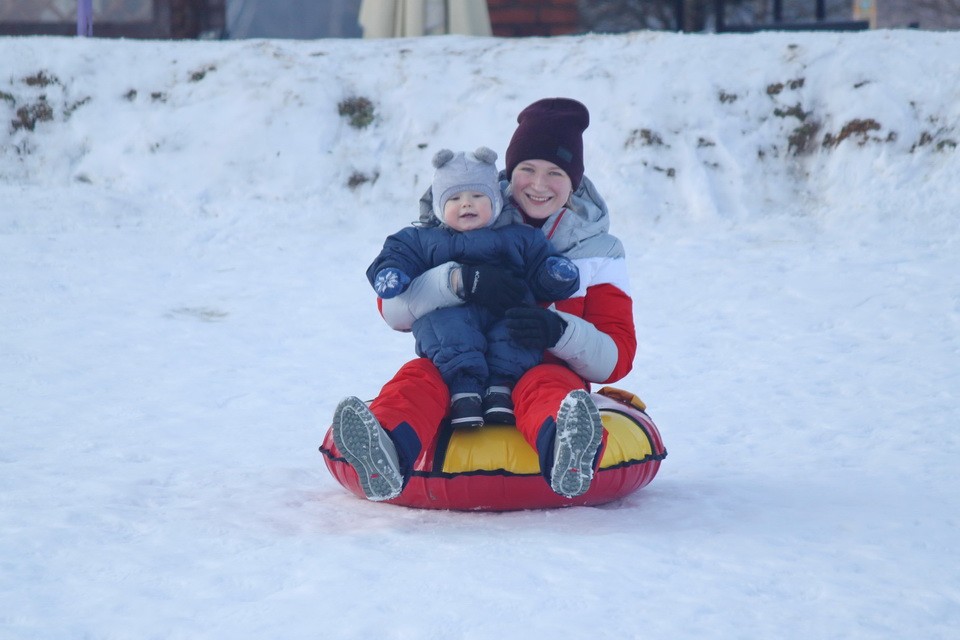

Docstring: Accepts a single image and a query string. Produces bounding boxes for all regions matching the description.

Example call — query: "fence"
[715,0,869,32]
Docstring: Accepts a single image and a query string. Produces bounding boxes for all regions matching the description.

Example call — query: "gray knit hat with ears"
[431,147,503,225]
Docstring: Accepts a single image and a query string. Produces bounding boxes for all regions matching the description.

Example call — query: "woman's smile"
[510,159,573,219]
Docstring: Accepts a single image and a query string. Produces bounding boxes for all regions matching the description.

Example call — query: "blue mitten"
[374,268,411,299]
[546,256,579,282]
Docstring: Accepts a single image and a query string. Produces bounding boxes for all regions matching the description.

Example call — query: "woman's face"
[510,159,573,220]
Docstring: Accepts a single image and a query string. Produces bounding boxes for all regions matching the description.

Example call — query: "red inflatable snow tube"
[319,386,667,511]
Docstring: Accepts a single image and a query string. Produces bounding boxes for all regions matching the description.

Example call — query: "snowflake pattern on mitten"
[374,268,411,298]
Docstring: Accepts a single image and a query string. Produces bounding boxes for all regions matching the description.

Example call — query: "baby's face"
[442,191,494,231]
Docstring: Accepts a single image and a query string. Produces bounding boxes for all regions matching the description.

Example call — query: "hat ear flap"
[473,147,498,165]
[432,149,455,169]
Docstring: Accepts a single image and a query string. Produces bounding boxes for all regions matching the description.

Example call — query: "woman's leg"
[513,364,604,497]
[513,364,587,445]
[369,357,449,469]
[333,358,448,501]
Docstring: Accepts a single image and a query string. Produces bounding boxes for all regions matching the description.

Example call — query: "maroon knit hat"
[505,98,590,190]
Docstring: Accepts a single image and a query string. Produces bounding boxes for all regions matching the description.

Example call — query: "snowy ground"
[1,29,959,639]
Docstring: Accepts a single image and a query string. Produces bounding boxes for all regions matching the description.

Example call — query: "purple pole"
[77,0,93,37]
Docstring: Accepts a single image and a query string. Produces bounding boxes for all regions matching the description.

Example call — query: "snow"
[1,28,959,638]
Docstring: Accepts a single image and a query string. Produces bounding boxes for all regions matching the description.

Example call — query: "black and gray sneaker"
[331,396,403,501]
[483,385,515,425]
[550,389,603,498]
[449,392,483,428]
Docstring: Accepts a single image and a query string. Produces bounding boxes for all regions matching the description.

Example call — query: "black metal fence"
[580,1,870,34]
[714,0,869,32]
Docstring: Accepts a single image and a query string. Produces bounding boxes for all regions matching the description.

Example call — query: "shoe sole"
[450,418,484,428]
[551,390,603,498]
[332,397,403,502]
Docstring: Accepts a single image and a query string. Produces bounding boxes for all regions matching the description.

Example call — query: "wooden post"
[853,0,877,28]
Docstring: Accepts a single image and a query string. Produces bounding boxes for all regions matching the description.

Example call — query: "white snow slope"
[1,29,959,639]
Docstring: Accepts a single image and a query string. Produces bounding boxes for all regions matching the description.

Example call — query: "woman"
[330,98,636,502]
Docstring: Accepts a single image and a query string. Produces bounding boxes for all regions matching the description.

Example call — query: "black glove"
[461,264,527,315]
[505,307,567,350]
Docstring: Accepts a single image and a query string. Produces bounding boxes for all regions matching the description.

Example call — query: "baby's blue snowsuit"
[367,224,579,396]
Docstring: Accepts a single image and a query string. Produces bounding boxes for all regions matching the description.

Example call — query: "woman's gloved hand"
[505,307,567,350]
